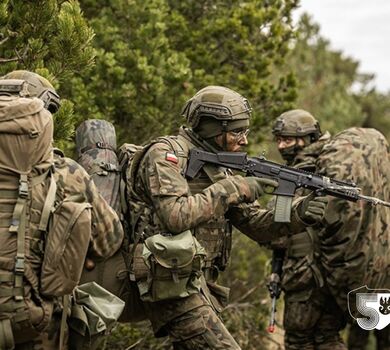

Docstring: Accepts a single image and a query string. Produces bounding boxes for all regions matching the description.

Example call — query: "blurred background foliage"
[1,1,388,349]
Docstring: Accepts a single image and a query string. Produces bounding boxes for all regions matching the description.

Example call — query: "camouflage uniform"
[270,109,390,350]
[0,71,124,350]
[278,131,347,350]
[39,154,124,350]
[316,128,390,350]
[128,88,313,349]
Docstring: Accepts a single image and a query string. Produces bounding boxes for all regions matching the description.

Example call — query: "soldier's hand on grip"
[241,176,278,202]
[299,193,328,223]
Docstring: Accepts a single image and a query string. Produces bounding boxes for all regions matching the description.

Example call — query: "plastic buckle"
[9,219,19,233]
[104,163,117,171]
[15,255,25,274]
[18,179,28,198]
[96,142,106,149]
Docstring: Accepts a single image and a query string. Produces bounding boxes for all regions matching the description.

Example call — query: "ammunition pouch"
[282,229,324,300]
[132,230,206,302]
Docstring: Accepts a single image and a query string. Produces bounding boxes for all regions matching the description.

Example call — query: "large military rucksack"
[0,95,93,349]
[76,119,147,323]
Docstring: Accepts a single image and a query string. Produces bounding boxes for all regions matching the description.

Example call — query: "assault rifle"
[185,148,390,222]
[267,249,285,333]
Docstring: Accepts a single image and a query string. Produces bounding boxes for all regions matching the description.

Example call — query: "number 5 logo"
[356,293,379,330]
[348,286,390,330]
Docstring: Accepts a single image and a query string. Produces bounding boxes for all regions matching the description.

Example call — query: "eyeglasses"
[229,128,250,142]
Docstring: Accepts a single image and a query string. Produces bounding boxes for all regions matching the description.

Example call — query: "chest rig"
[128,132,233,280]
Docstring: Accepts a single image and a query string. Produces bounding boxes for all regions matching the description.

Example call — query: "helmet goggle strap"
[221,120,228,150]
[0,79,30,97]
[0,79,60,113]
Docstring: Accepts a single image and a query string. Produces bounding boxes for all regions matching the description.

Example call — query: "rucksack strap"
[0,318,14,349]
[79,142,116,154]
[38,173,57,231]
[10,174,28,301]
[59,295,70,350]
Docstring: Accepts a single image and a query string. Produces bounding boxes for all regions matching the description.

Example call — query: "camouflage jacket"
[314,128,390,310]
[263,128,390,308]
[130,127,306,273]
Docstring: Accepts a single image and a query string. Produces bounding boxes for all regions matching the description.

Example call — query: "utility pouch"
[40,197,92,296]
[282,230,324,298]
[136,230,206,302]
[68,282,125,350]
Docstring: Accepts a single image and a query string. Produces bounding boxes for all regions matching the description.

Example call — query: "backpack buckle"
[15,254,25,274]
[18,179,28,198]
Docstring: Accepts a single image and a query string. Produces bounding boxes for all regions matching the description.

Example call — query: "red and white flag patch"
[165,152,178,164]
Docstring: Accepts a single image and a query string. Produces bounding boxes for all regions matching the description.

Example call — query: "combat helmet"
[182,86,252,133]
[272,109,322,144]
[0,70,60,113]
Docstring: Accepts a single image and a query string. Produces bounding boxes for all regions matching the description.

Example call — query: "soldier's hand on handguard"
[239,176,279,202]
[299,193,329,224]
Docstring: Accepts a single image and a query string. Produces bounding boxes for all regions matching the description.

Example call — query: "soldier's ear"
[297,137,306,147]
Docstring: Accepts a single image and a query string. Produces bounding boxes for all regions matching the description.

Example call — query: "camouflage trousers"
[12,340,44,350]
[283,288,347,350]
[145,293,241,350]
[348,322,390,350]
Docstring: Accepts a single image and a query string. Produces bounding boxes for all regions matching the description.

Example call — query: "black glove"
[243,176,279,202]
[299,193,329,223]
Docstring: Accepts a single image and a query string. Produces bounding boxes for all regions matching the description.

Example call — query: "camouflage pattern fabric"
[316,128,390,350]
[0,78,122,349]
[348,321,390,350]
[257,127,389,350]
[38,154,124,350]
[52,154,124,258]
[283,287,346,350]
[75,119,121,212]
[314,128,390,310]
[128,126,307,348]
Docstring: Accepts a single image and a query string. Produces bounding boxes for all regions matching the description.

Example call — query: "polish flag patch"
[165,152,178,164]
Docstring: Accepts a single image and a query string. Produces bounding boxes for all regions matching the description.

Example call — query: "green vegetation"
[1,1,389,349]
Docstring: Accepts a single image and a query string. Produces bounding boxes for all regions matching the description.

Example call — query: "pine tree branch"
[0,57,19,63]
[0,37,9,46]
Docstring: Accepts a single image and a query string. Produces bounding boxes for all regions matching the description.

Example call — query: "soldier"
[270,109,390,350]
[0,70,124,350]
[126,86,328,349]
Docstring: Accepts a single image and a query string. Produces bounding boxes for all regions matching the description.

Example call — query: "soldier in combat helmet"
[268,109,390,350]
[0,70,123,350]
[125,87,328,349]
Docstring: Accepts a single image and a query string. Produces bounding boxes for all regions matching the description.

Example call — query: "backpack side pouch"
[40,198,92,296]
[68,282,125,350]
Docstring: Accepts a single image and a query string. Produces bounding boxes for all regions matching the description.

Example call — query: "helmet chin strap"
[222,121,228,151]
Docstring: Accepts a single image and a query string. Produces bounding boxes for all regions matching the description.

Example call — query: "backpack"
[76,119,146,323]
[0,96,92,349]
[76,120,207,317]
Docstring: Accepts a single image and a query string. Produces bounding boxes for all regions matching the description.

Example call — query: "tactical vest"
[128,130,232,280]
